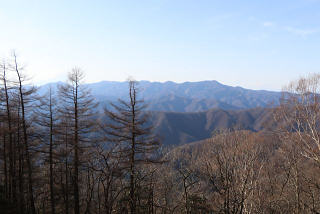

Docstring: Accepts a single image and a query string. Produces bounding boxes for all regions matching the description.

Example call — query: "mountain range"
[40,80,281,112]
[39,80,280,145]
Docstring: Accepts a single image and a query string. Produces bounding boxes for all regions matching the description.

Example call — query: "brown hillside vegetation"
[160,130,320,213]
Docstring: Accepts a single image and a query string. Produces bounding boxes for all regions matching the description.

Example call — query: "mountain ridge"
[38,80,282,112]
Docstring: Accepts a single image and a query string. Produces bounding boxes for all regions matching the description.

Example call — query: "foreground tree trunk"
[13,53,36,214]
[36,87,57,214]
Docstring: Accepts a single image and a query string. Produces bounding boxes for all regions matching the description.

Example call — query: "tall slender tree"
[0,61,10,200]
[58,68,98,214]
[34,86,58,214]
[103,80,160,214]
[12,52,37,214]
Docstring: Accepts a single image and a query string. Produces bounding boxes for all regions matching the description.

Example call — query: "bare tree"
[12,53,37,214]
[58,68,98,214]
[103,79,160,214]
[201,130,264,214]
[272,73,320,213]
[34,86,58,214]
[178,166,200,214]
[274,74,320,163]
[0,61,10,200]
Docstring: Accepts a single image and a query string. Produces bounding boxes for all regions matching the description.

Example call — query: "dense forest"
[1,54,320,214]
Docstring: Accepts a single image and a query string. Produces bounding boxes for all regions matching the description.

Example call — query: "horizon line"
[38,79,282,92]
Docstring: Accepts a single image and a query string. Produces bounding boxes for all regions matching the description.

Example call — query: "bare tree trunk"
[14,54,36,214]
[48,89,55,214]
[129,84,137,214]
[2,62,15,200]
[73,76,80,214]
[65,126,69,214]
[3,133,8,199]
[130,138,136,214]
[97,179,101,214]
[17,104,25,214]
[18,143,24,214]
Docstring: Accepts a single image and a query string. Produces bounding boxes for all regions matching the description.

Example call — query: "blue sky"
[0,0,319,90]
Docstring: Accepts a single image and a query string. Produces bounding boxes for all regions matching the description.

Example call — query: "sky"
[0,0,319,91]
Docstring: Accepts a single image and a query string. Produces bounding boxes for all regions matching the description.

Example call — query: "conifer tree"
[58,68,98,214]
[103,80,160,214]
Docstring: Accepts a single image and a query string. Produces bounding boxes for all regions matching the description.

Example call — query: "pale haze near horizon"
[0,0,319,91]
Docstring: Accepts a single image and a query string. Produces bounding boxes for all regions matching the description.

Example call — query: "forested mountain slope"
[151,107,274,145]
